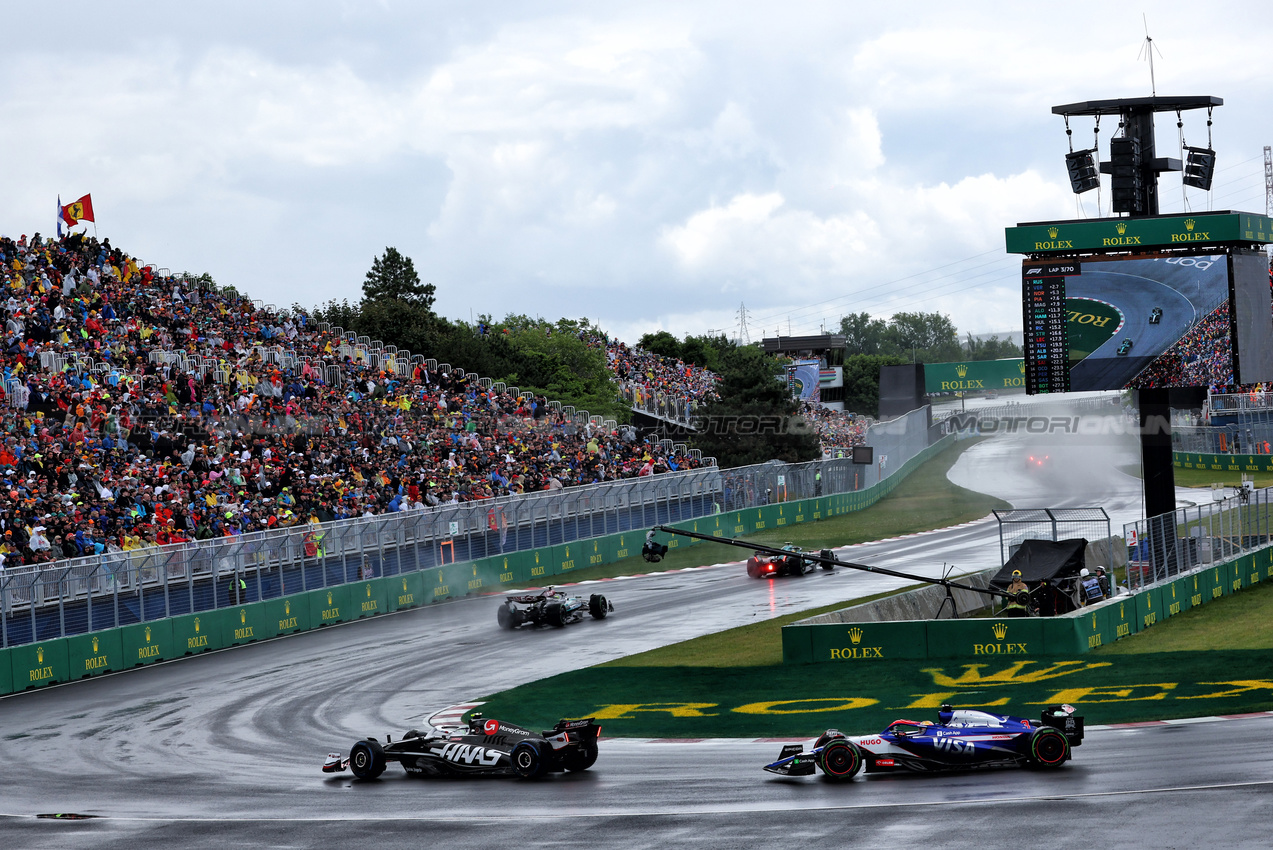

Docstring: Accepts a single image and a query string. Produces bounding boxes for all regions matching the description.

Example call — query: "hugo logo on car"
[763,704,1083,781]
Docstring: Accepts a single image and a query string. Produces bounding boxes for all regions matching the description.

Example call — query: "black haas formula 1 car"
[497,587,613,629]
[323,714,602,780]
[764,705,1083,781]
[746,544,835,579]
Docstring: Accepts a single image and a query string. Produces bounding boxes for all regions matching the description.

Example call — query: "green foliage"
[839,312,889,356]
[965,332,1023,361]
[362,247,436,311]
[690,346,820,467]
[680,333,730,371]
[842,353,906,417]
[839,310,966,363]
[634,331,729,372]
[638,330,682,360]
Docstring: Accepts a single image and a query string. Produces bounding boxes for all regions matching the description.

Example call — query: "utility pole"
[1265,145,1272,216]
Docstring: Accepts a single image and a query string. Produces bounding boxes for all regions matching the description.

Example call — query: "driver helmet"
[1080,568,1090,577]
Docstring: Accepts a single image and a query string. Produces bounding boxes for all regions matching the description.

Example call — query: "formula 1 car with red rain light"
[746,544,836,579]
[496,587,613,629]
[763,704,1083,781]
[322,714,602,780]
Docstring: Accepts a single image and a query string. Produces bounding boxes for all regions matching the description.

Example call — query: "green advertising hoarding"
[388,571,427,612]
[223,603,271,646]
[122,620,174,667]
[805,621,929,662]
[1006,212,1273,255]
[172,611,225,655]
[11,639,70,689]
[66,630,124,679]
[0,647,11,695]
[925,617,1048,659]
[925,359,1027,394]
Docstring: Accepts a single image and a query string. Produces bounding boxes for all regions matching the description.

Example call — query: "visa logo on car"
[430,743,502,766]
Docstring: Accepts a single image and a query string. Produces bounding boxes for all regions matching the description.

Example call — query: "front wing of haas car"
[323,716,602,780]
[764,705,1083,781]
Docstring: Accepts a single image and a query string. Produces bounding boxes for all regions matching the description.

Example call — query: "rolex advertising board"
[925,359,1027,394]
[925,617,1048,659]
[806,621,929,661]
[171,612,225,654]
[11,640,69,689]
[67,630,124,678]
[122,620,173,667]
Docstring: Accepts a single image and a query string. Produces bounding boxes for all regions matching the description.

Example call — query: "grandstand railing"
[1207,391,1273,413]
[617,381,705,428]
[1122,485,1273,591]
[0,406,935,646]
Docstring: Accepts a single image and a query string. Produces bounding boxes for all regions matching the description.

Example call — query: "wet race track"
[3,419,1271,848]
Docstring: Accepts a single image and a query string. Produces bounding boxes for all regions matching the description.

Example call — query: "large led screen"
[1022,251,1273,392]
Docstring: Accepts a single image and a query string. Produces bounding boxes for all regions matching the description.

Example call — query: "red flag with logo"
[60,194,94,228]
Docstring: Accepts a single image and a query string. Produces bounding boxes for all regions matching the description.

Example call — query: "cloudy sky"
[3,1,1268,347]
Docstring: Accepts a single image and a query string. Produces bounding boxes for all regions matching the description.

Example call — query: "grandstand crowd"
[0,230,880,572]
[799,401,868,454]
[1129,304,1233,390]
[0,232,707,570]
[596,338,720,403]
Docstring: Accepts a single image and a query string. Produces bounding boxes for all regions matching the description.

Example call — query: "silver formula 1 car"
[764,704,1083,781]
[323,713,601,780]
[497,587,613,629]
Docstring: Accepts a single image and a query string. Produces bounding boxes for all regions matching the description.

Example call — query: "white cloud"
[1,1,1268,346]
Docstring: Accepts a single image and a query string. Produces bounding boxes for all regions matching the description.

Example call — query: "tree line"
[310,247,1022,469]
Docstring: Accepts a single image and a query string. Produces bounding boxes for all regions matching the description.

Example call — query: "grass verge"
[477,649,1273,738]
[521,437,1008,588]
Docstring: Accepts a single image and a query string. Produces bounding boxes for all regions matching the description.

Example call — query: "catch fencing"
[1122,485,1273,591]
[993,508,1114,568]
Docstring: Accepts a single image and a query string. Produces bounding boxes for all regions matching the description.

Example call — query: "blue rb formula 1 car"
[764,705,1083,781]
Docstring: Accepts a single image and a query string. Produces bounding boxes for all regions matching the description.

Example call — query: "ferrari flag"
[60,194,94,228]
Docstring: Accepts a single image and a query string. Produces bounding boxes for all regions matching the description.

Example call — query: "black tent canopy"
[990,538,1088,589]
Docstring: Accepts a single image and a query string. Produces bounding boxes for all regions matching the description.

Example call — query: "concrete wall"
[798,568,998,624]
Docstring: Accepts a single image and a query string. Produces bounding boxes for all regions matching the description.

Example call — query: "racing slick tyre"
[1029,727,1070,768]
[511,741,549,779]
[562,741,600,772]
[588,594,610,620]
[543,602,568,628]
[349,739,386,779]
[497,603,516,630]
[819,549,835,570]
[817,739,863,781]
